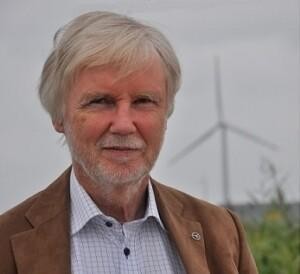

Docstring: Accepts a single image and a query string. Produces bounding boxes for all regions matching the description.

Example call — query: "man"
[0,11,258,274]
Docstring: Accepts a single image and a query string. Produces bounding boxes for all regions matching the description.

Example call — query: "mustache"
[97,135,145,149]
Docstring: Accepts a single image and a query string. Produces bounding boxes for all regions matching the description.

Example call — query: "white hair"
[38,11,181,121]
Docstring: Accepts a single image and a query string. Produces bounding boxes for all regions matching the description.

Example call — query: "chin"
[84,161,151,187]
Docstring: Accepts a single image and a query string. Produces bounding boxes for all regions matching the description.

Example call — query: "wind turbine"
[170,55,277,206]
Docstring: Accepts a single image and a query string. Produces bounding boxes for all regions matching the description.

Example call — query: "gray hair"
[38,11,181,121]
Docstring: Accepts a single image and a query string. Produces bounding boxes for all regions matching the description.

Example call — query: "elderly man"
[0,11,257,274]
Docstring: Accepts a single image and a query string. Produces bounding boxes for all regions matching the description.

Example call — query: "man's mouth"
[103,146,139,151]
[97,136,145,158]
[101,146,141,162]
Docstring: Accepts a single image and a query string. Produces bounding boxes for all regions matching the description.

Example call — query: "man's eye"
[89,97,114,106]
[134,97,156,105]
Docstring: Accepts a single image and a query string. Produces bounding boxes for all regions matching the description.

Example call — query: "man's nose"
[109,104,137,135]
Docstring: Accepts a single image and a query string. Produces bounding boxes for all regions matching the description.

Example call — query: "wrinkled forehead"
[70,51,168,90]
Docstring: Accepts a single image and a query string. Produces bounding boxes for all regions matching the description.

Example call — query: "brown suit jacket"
[0,168,258,274]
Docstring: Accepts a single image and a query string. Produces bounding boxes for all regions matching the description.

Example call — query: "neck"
[73,167,149,223]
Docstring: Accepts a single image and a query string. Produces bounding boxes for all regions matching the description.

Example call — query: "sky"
[0,0,299,213]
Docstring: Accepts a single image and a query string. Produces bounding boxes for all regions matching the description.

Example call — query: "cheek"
[138,115,167,145]
[68,115,104,142]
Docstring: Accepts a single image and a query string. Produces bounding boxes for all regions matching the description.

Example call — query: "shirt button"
[105,221,113,227]
[123,247,130,259]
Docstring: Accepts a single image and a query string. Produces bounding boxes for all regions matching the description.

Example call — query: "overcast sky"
[1,0,299,213]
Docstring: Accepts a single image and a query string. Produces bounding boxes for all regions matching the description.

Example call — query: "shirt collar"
[70,169,165,236]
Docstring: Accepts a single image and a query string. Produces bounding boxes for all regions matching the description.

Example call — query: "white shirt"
[70,170,186,274]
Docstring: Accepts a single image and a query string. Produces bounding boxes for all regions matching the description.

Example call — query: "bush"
[245,208,300,274]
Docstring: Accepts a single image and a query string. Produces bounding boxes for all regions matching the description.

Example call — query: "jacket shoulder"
[0,192,41,274]
[152,180,258,273]
[0,192,41,233]
[0,168,71,273]
[153,180,232,220]
[153,181,245,240]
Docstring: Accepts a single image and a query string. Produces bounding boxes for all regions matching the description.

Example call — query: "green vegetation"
[245,207,300,274]
[244,158,300,273]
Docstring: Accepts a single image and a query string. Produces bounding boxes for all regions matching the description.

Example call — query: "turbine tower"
[170,55,277,206]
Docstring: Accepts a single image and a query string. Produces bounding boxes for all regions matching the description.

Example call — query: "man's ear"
[52,119,65,133]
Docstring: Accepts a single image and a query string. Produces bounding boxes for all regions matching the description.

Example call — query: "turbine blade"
[169,125,218,165]
[227,123,278,150]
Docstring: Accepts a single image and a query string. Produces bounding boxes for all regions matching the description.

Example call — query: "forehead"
[71,56,167,94]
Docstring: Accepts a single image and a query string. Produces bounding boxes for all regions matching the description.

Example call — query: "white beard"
[65,130,165,187]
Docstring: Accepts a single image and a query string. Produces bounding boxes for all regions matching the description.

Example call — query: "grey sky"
[0,0,299,213]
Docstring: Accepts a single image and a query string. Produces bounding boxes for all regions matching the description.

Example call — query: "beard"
[65,131,165,187]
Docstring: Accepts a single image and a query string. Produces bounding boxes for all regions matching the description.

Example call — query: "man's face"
[55,56,168,186]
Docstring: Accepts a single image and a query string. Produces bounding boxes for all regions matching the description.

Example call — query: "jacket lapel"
[10,169,72,274]
[152,181,210,274]
[10,170,209,274]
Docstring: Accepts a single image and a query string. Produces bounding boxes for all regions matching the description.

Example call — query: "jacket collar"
[10,168,72,274]
[152,180,210,274]
[10,169,209,274]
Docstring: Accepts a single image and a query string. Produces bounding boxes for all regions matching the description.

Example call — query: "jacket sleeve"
[227,210,259,274]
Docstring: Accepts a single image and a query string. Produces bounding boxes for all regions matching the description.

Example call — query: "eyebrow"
[77,91,108,106]
[79,91,109,101]
[133,91,162,100]
[79,89,163,106]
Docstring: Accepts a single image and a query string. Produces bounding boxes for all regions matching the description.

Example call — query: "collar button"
[105,221,113,227]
